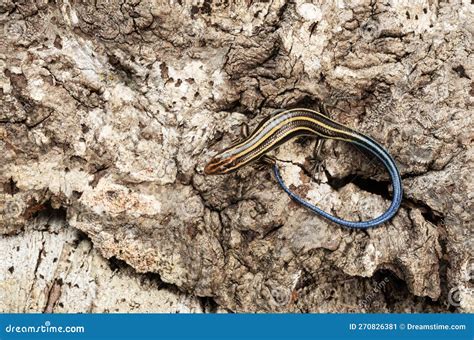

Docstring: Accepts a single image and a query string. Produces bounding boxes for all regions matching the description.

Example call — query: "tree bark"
[1,0,472,313]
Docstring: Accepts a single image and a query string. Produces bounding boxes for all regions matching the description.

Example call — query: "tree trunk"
[1,0,472,313]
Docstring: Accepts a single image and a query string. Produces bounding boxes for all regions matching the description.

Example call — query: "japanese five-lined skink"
[204,108,402,229]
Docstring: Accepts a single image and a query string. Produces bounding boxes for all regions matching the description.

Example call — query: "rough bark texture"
[0,0,472,313]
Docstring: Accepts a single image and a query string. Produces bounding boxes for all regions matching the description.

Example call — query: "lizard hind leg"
[318,101,331,118]
[308,138,327,181]
[255,155,276,171]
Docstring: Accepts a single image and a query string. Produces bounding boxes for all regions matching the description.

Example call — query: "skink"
[204,108,403,229]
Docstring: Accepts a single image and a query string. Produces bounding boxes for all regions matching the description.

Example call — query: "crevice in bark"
[198,296,220,313]
[326,172,391,200]
[284,94,322,110]
[366,269,447,312]
[107,255,129,272]
[4,177,20,195]
[436,236,455,312]
[403,197,444,226]
[106,255,222,313]
[452,65,470,79]
[373,269,410,310]
[26,199,68,223]
[262,223,284,239]
[294,268,318,291]
[108,256,180,292]
[71,228,93,248]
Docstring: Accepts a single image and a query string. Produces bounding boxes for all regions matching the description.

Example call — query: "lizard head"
[204,151,238,175]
